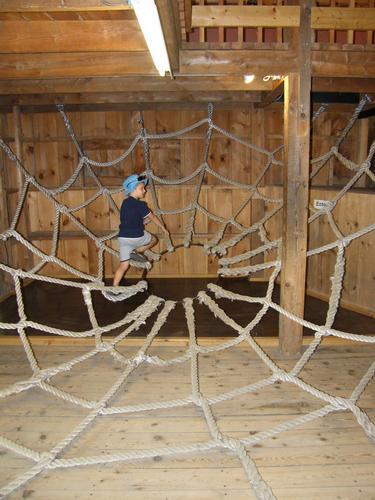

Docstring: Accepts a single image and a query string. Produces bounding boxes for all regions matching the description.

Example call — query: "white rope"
[0,101,374,499]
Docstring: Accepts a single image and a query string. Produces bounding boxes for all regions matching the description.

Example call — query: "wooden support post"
[13,106,24,190]
[0,114,13,298]
[13,105,33,270]
[279,1,311,356]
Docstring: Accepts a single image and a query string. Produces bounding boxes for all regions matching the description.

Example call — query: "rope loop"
[0,100,374,500]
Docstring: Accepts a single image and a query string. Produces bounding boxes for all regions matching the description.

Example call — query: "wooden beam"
[13,106,33,271]
[180,49,298,75]
[0,115,13,298]
[311,49,375,78]
[192,5,375,30]
[312,77,375,94]
[0,76,273,95]
[311,8,375,30]
[0,52,156,79]
[180,49,375,78]
[13,106,24,190]
[0,91,262,109]
[156,0,181,72]
[0,101,262,113]
[279,2,311,356]
[192,6,300,28]
[256,80,284,109]
[184,0,192,33]
[0,1,132,11]
[0,21,147,53]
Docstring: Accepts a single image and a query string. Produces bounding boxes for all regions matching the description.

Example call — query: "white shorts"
[118,231,152,261]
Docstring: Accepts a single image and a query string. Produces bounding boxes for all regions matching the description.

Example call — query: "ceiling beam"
[0,101,263,114]
[180,49,298,75]
[156,0,181,72]
[0,1,132,11]
[192,6,375,30]
[180,49,375,78]
[312,77,375,94]
[0,76,373,97]
[0,76,273,95]
[0,52,157,79]
[0,21,146,53]
[311,49,375,78]
[256,80,284,109]
[1,48,373,80]
[0,91,262,107]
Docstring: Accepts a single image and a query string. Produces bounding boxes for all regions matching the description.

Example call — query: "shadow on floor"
[0,278,374,338]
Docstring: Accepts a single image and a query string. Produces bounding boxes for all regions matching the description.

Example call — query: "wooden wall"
[0,105,374,316]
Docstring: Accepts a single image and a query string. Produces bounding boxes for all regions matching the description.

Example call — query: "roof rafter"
[0,0,131,11]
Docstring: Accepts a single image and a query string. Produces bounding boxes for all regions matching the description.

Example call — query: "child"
[113,174,169,286]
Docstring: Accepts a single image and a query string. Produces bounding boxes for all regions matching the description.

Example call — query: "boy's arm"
[147,211,169,235]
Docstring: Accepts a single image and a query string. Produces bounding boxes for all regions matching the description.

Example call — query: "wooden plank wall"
[1,105,374,316]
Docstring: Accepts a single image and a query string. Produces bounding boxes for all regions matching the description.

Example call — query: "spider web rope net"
[0,98,374,499]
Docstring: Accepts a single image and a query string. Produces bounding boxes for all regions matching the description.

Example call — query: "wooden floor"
[1,278,374,338]
[0,338,374,499]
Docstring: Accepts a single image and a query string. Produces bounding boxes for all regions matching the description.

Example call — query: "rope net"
[0,99,374,499]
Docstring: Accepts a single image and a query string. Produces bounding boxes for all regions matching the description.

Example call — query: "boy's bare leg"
[136,235,158,254]
[113,260,130,286]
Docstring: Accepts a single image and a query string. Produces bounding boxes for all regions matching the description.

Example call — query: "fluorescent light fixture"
[131,0,171,77]
[243,74,255,84]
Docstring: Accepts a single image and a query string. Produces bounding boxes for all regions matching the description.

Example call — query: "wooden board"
[0,342,374,499]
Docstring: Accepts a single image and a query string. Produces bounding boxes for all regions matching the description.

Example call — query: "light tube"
[131,0,172,77]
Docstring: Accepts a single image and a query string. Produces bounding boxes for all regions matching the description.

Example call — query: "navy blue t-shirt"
[119,197,150,238]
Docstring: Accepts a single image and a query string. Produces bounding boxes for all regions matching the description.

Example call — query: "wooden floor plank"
[0,343,373,499]
[8,487,375,500]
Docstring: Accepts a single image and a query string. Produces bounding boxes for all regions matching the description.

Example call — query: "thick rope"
[0,101,374,499]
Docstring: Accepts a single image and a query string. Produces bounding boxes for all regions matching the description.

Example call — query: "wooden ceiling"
[0,0,374,111]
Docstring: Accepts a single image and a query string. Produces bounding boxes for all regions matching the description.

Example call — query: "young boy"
[113,174,169,286]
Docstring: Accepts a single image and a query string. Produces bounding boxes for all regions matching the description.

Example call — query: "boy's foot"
[130,251,148,263]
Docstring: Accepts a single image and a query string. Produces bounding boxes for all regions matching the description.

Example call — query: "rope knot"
[39,451,55,467]
[191,392,204,406]
[342,238,350,248]
[17,319,28,329]
[59,205,69,215]
[273,368,285,381]
[314,330,324,340]
[0,230,12,241]
[131,353,146,367]
[222,436,239,451]
[97,342,112,353]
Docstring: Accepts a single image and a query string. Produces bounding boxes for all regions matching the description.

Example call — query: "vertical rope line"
[183,298,200,399]
[13,274,39,372]
[141,114,174,252]
[183,104,213,248]
[50,206,61,258]
[10,179,29,231]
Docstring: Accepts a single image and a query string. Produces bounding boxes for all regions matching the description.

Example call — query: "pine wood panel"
[1,107,374,316]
